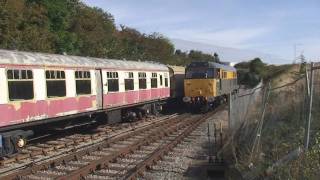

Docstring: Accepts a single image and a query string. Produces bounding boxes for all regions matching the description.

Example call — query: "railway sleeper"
[0,114,187,178]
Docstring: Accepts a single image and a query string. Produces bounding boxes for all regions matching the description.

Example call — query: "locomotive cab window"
[216,69,221,78]
[185,68,215,79]
[75,71,91,95]
[223,72,227,79]
[46,70,66,98]
[124,72,134,91]
[106,72,119,92]
[138,72,147,89]
[7,69,34,101]
[151,73,157,88]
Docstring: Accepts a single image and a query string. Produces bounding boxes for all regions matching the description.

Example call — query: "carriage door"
[95,69,103,109]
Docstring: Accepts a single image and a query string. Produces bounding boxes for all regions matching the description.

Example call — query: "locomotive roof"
[0,49,168,71]
[187,61,236,72]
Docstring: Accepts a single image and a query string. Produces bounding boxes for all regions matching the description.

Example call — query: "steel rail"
[0,114,183,179]
[124,106,223,179]
[56,115,194,180]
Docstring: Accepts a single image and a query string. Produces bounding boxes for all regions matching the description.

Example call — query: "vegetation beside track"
[235,58,292,88]
[0,0,220,66]
[225,64,320,179]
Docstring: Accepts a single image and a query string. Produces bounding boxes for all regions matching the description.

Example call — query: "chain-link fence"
[225,63,320,179]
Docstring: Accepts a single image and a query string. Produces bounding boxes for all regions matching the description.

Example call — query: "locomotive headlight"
[207,96,215,102]
[183,97,191,102]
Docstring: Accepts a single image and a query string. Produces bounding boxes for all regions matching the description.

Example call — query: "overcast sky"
[83,0,319,63]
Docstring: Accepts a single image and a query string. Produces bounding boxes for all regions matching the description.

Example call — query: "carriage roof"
[0,49,168,71]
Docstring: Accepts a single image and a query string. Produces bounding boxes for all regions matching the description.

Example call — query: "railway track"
[0,107,223,179]
[0,114,178,175]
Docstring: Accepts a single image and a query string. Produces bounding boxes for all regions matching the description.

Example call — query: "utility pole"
[304,62,314,150]
[293,43,302,64]
[293,44,297,64]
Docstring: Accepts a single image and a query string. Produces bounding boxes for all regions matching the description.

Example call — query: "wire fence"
[226,63,320,179]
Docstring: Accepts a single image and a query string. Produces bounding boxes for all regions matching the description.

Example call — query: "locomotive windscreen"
[188,62,209,68]
[185,67,215,79]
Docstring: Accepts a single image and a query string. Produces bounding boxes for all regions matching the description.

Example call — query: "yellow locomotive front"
[184,78,217,101]
[183,61,237,111]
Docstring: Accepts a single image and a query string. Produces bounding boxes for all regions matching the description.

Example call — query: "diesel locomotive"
[183,61,238,111]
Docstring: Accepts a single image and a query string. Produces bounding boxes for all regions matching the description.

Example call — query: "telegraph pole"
[293,43,302,64]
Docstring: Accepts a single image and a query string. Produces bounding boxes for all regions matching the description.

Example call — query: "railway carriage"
[0,49,170,157]
[183,61,238,111]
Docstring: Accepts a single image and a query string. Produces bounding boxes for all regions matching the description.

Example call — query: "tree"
[69,6,116,57]
[249,58,266,77]
[214,52,220,62]
[0,0,218,66]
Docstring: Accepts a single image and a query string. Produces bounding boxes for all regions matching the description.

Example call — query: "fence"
[226,62,320,179]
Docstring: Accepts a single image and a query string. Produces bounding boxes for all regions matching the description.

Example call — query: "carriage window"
[75,71,91,95]
[138,72,147,89]
[125,72,134,91]
[106,72,119,92]
[46,70,66,98]
[164,73,169,87]
[160,75,163,86]
[151,73,157,88]
[7,69,34,101]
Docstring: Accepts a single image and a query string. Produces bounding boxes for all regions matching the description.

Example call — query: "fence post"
[228,92,233,130]
[249,82,271,163]
[304,62,314,150]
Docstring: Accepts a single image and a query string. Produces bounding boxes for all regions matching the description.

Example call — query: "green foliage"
[235,58,291,87]
[302,132,320,178]
[235,58,263,87]
[0,0,217,66]
[249,58,266,77]
[0,0,54,52]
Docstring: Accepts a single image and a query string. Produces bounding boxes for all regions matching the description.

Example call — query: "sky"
[83,0,320,63]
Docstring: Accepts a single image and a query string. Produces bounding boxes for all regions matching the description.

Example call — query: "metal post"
[214,123,217,145]
[220,122,223,149]
[249,82,271,163]
[304,62,314,150]
[207,123,213,163]
[305,63,310,96]
[214,123,217,162]
[228,92,232,130]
